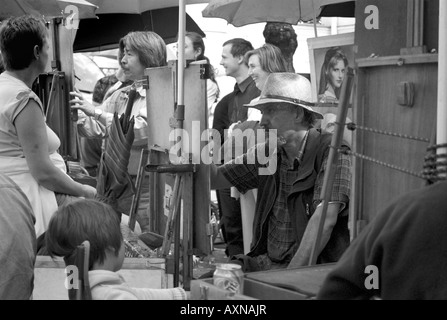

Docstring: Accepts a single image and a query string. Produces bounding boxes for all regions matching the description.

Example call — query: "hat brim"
[244,98,324,120]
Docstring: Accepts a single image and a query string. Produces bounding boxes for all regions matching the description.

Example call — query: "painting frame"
[307,32,356,145]
[307,32,355,103]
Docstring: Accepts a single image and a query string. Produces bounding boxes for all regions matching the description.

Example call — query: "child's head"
[45,199,124,271]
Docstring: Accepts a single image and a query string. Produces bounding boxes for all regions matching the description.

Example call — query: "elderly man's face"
[259,103,297,135]
[121,45,145,81]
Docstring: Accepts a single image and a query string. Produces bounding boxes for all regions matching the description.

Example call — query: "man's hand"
[69,89,95,117]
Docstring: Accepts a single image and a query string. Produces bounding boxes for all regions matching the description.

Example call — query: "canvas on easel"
[144,61,212,259]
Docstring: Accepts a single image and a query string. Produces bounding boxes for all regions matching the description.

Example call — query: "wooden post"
[401,0,426,55]
[47,17,78,161]
[438,0,447,177]
[309,68,355,266]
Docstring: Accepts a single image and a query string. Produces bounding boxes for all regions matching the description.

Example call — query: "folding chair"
[64,240,92,300]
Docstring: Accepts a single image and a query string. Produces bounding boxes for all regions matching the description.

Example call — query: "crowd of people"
[1,13,444,301]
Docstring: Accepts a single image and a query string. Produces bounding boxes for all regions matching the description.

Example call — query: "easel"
[129,61,212,290]
[35,17,79,162]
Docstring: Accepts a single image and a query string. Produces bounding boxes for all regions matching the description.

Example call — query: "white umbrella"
[0,0,97,20]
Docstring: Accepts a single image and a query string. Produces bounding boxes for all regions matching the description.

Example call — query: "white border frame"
[307,32,355,101]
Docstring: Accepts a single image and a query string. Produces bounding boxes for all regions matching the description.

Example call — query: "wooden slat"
[35,256,164,270]
[354,61,437,225]
[356,53,438,68]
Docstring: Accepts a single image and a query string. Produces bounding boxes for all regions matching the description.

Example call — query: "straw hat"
[244,72,323,119]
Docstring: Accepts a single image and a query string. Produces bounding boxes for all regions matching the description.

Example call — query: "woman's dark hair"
[185,31,219,99]
[0,15,48,70]
[318,47,349,99]
[45,199,123,270]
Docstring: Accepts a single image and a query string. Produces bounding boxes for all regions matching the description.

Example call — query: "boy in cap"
[211,73,352,272]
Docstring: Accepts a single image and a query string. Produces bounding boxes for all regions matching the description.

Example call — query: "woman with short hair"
[0,15,96,240]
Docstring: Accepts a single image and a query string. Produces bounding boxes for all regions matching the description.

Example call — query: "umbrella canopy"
[73,7,205,52]
[90,0,209,14]
[319,0,355,17]
[202,0,355,27]
[0,0,97,20]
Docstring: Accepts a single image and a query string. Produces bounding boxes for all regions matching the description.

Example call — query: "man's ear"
[33,45,40,60]
[237,55,245,65]
[294,107,304,124]
[195,47,203,59]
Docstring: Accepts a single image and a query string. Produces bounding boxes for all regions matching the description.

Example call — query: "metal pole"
[178,0,186,107]
[313,0,318,37]
[309,68,354,266]
[175,0,186,163]
[437,0,447,177]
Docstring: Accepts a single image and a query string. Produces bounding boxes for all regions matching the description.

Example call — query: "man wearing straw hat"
[211,73,352,272]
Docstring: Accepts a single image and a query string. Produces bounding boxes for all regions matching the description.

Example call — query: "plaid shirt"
[220,130,351,265]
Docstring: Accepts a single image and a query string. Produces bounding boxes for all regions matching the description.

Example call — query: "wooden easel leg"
[128,149,149,231]
[161,175,183,256]
[174,204,181,287]
[182,172,193,290]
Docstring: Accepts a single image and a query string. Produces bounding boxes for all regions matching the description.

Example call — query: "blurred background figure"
[92,49,133,107]
[318,47,348,102]
[263,22,297,73]
[177,31,220,127]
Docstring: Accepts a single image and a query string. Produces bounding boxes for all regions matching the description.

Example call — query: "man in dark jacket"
[318,180,447,300]
[211,73,352,272]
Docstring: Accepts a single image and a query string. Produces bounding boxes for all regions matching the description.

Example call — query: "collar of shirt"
[136,85,146,98]
[123,83,146,98]
[234,76,255,94]
[279,130,310,170]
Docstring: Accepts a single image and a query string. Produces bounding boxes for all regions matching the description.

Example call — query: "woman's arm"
[15,100,96,198]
